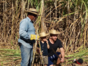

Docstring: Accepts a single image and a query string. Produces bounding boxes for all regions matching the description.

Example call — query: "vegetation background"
[0,0,88,66]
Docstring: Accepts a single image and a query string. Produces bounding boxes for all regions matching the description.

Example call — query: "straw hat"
[49,29,60,35]
[39,32,49,37]
[25,8,39,15]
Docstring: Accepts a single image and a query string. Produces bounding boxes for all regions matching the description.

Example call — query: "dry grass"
[0,0,88,65]
[0,49,21,66]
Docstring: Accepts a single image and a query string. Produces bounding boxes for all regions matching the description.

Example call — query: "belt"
[20,36,35,44]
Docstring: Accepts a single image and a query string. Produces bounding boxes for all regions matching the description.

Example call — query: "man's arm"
[19,20,30,39]
[60,47,65,62]
[47,42,50,49]
[19,20,39,40]
[46,41,50,49]
[45,39,50,49]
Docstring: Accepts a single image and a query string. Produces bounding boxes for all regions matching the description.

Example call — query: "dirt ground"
[0,48,88,66]
[0,56,88,66]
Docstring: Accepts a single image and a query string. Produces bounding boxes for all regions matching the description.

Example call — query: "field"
[0,46,88,66]
[0,48,21,66]
[0,0,88,66]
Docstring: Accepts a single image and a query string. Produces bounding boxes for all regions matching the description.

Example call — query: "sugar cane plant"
[0,0,88,65]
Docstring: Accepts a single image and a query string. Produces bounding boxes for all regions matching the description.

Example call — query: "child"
[39,31,50,66]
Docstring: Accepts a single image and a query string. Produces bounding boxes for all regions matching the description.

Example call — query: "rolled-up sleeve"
[19,20,30,39]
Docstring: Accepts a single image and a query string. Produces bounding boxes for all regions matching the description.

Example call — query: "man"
[48,29,65,66]
[18,8,39,66]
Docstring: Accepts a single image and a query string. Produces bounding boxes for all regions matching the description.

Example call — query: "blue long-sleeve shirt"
[18,17,35,48]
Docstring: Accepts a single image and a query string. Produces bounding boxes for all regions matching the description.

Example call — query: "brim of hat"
[50,32,61,35]
[40,34,49,37]
[24,10,40,16]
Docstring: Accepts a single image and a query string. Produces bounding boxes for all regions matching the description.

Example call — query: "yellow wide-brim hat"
[25,8,40,16]
[39,32,49,37]
[49,29,61,35]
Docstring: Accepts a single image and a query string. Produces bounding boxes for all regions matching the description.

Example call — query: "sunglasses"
[34,14,38,17]
[50,34,58,36]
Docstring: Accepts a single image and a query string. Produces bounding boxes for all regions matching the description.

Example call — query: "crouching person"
[48,29,65,66]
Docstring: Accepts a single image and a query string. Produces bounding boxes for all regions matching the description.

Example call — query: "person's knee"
[59,54,62,58]
[21,52,30,62]
[21,57,29,63]
[50,64,54,66]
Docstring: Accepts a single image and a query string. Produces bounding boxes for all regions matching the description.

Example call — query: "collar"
[27,17,31,22]
[49,39,54,44]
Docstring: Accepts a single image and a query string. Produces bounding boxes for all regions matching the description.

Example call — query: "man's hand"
[30,34,39,40]
[60,58,64,62]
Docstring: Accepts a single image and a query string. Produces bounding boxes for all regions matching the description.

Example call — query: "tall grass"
[0,0,88,65]
[0,0,88,49]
